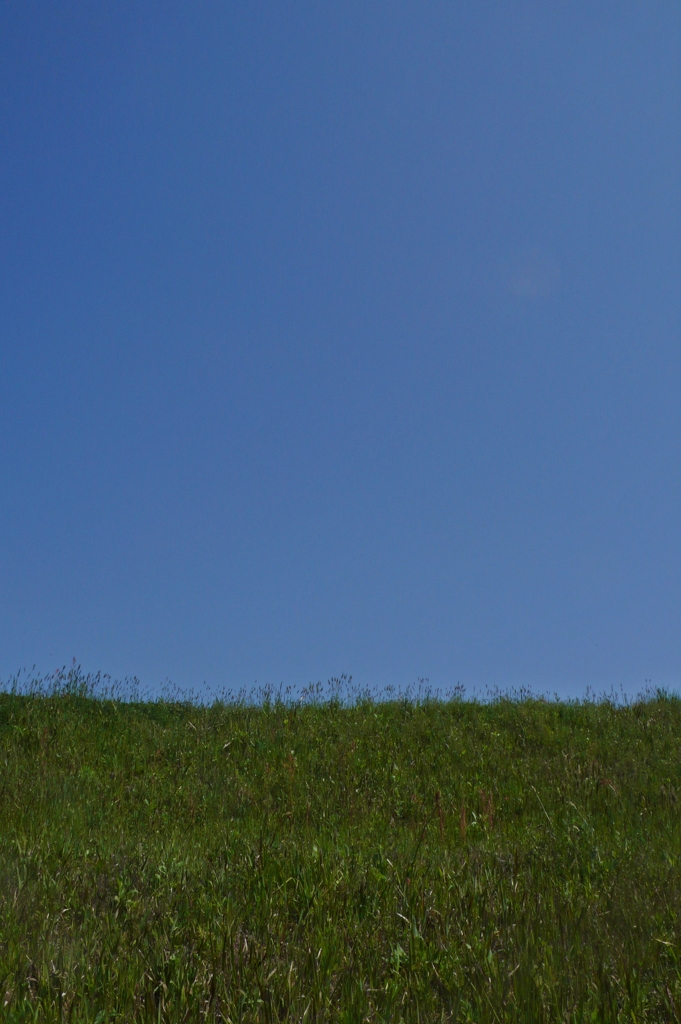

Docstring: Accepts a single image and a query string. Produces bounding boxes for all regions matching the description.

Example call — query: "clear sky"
[1,2,679,698]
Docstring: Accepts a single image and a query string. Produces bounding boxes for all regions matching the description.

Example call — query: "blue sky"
[1,2,679,697]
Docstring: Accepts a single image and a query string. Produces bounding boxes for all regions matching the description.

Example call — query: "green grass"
[0,674,680,1022]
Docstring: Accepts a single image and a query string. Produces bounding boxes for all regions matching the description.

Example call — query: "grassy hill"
[0,676,679,1022]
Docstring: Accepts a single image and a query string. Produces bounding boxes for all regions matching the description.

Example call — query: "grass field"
[0,670,680,1022]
